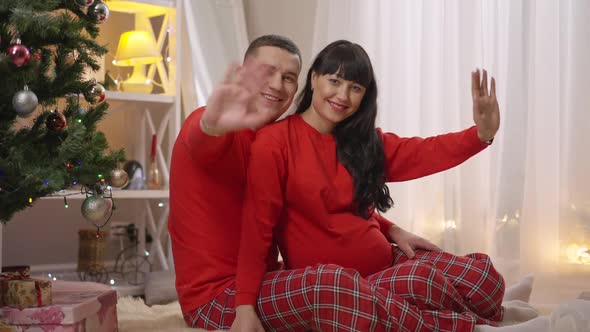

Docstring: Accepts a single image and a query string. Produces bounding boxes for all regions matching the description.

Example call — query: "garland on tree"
[0,0,124,223]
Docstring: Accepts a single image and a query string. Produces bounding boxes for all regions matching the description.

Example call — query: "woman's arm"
[382,69,500,182]
[235,131,288,306]
[381,126,489,182]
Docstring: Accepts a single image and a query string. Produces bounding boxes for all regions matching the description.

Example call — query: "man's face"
[245,46,301,122]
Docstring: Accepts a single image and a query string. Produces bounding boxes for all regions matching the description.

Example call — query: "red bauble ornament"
[75,0,95,6]
[46,111,67,133]
[7,43,31,67]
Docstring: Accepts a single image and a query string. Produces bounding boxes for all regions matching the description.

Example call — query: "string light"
[158,202,164,208]
[28,197,32,203]
[443,220,457,230]
[578,248,590,264]
[44,180,49,185]
[64,196,69,209]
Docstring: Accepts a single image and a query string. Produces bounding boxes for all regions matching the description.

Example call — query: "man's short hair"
[244,34,302,63]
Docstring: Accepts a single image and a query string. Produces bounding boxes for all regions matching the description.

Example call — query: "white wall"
[243,0,317,92]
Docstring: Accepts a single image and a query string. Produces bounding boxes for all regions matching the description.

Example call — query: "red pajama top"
[169,107,396,314]
[236,115,489,305]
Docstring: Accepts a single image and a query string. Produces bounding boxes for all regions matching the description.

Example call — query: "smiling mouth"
[261,93,282,102]
[328,100,349,111]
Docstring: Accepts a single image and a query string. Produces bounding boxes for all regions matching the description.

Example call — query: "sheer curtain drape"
[312,0,590,284]
[180,0,249,117]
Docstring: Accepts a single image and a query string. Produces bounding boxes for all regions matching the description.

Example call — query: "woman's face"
[309,71,366,131]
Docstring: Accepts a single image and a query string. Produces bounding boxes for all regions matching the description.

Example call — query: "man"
[169,35,495,331]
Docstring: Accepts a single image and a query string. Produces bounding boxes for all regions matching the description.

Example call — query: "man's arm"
[183,107,236,162]
[184,62,280,161]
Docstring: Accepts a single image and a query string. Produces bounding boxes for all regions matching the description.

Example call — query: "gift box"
[0,266,52,309]
[0,280,52,309]
[0,320,16,332]
[0,289,118,332]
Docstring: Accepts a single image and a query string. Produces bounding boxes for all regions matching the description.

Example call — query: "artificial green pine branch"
[0,0,124,223]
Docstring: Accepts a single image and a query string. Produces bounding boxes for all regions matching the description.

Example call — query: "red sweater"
[169,107,396,313]
[169,107,256,314]
[236,115,489,305]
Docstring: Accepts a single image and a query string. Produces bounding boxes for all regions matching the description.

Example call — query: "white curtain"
[313,0,590,285]
[180,0,249,117]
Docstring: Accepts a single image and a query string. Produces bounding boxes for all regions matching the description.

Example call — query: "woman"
[235,40,504,332]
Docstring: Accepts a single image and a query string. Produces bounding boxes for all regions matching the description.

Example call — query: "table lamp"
[113,30,162,93]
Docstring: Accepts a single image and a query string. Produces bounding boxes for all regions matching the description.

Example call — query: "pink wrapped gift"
[1,290,118,332]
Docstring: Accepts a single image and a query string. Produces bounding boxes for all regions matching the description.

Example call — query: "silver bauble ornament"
[75,106,90,117]
[85,82,106,104]
[81,195,113,223]
[88,2,110,24]
[109,169,129,188]
[12,86,38,118]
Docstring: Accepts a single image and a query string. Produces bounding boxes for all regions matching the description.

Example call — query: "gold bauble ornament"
[109,169,129,188]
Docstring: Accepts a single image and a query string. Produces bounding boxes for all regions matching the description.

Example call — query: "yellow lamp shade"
[114,30,162,66]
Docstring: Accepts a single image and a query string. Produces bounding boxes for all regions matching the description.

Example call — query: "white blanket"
[116,296,590,332]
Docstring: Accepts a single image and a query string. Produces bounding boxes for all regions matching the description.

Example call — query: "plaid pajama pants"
[184,250,504,331]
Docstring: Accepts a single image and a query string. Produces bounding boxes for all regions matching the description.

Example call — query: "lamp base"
[120,81,153,94]
[120,64,154,94]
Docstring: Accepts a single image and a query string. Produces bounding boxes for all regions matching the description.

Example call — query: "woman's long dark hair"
[295,40,393,219]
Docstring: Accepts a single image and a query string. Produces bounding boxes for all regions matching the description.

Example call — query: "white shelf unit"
[0,0,182,278]
[106,91,175,104]
[94,0,182,272]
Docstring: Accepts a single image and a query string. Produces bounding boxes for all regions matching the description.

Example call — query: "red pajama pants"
[184,249,505,331]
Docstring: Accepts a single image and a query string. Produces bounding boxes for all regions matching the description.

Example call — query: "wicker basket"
[77,229,108,273]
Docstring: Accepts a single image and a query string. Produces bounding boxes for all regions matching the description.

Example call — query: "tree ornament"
[109,169,129,188]
[122,160,144,190]
[12,86,38,118]
[46,111,67,133]
[65,49,79,66]
[85,82,106,104]
[81,195,113,223]
[7,39,30,67]
[88,1,110,24]
[75,0,94,7]
[74,106,90,117]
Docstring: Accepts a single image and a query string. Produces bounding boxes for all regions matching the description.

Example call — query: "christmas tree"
[0,0,125,223]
